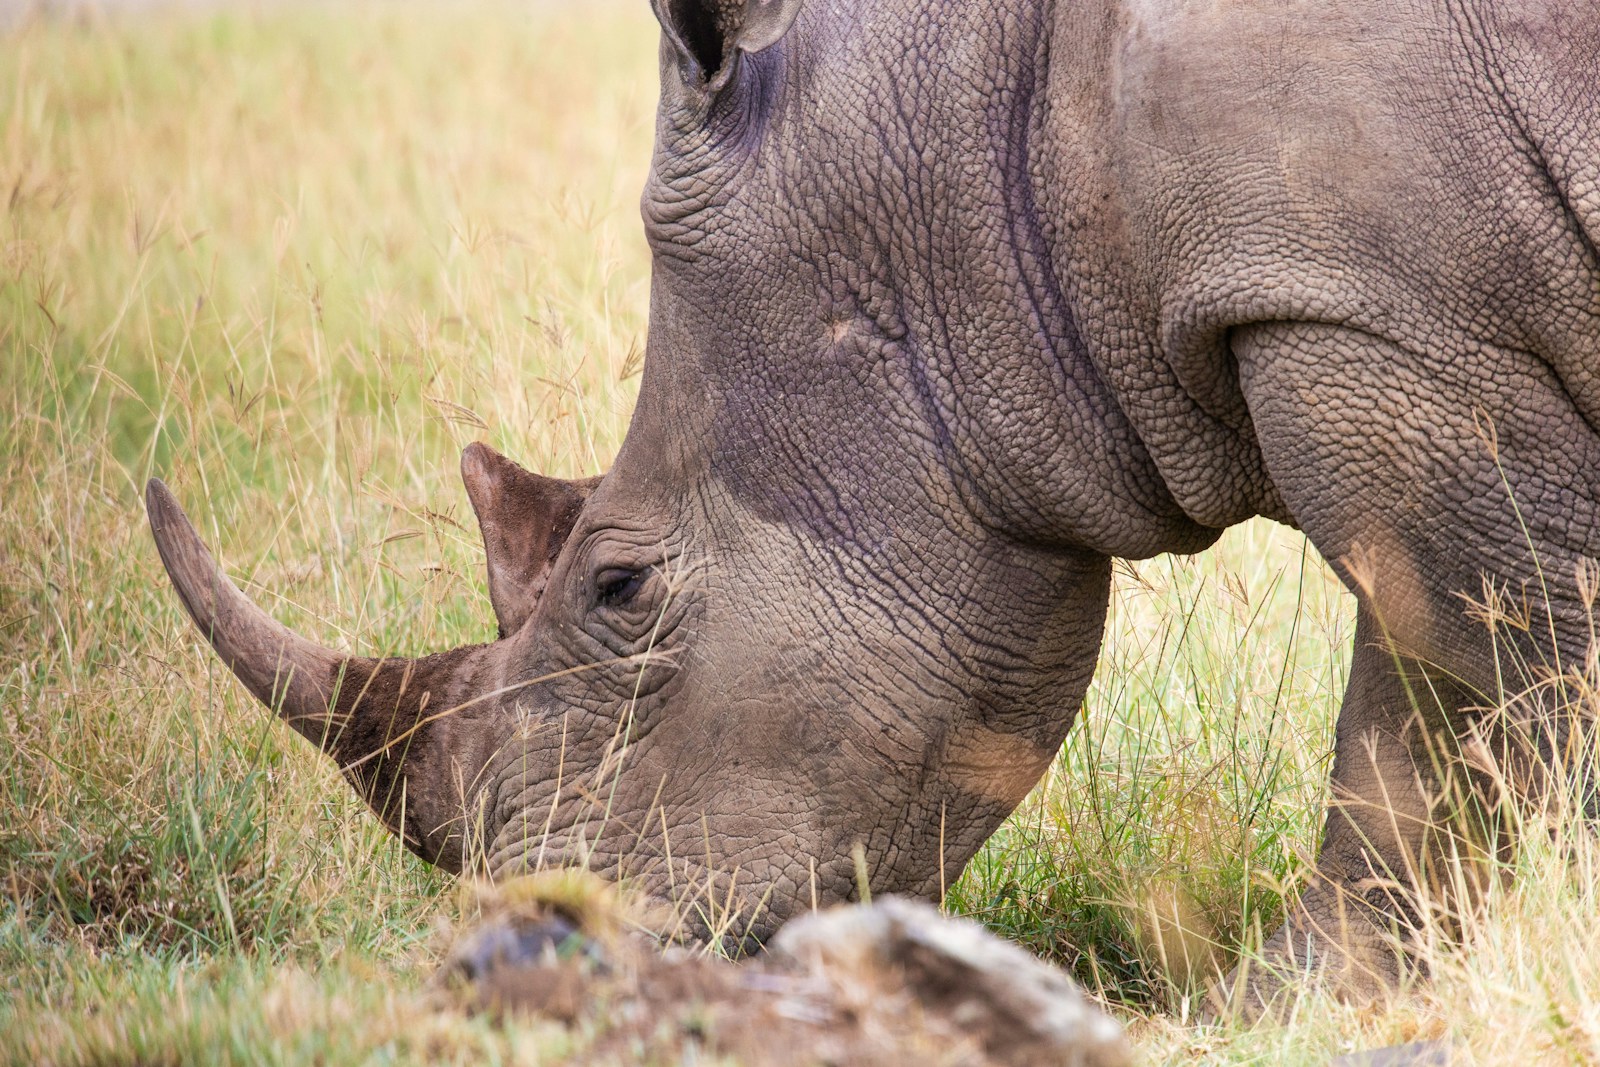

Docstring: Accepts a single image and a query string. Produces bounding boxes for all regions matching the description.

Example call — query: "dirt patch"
[439,873,1130,1067]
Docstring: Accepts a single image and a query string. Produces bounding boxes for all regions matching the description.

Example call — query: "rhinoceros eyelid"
[594,566,647,608]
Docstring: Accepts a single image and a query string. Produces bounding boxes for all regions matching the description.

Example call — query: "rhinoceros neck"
[777,0,1232,559]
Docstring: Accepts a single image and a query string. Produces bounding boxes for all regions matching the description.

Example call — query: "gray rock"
[1328,1040,1453,1067]
[771,896,1130,1067]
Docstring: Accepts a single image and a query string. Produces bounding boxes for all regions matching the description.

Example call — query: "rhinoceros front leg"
[1219,607,1490,1017]
[1216,318,1600,1015]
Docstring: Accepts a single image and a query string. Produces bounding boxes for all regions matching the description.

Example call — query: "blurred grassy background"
[3,4,1596,1064]
[1,5,657,1059]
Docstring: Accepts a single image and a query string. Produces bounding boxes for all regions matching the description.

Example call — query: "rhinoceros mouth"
[479,812,834,952]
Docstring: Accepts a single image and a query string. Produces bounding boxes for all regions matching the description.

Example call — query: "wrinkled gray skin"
[148,0,1600,1014]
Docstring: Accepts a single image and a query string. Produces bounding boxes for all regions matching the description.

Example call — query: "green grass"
[948,533,1348,1009]
[2,4,1598,1064]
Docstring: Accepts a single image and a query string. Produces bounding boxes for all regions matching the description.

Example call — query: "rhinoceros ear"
[651,0,803,83]
[460,443,601,640]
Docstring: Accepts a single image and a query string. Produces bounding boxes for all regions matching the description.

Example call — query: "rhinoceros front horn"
[145,478,496,872]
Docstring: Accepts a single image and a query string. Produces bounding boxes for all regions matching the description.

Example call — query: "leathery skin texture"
[147,0,1600,1016]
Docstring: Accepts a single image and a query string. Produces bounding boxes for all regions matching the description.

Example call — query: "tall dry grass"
[2,4,1597,1064]
[2,4,654,1059]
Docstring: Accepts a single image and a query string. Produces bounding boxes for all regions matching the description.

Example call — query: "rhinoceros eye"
[594,566,645,608]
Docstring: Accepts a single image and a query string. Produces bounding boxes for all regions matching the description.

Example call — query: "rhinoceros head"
[147,0,1118,945]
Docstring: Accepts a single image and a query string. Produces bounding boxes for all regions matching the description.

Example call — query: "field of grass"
[2,4,1597,1064]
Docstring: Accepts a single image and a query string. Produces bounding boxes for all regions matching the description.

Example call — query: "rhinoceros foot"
[1207,876,1426,1023]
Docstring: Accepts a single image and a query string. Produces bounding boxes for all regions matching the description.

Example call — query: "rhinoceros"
[147,0,1600,1013]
